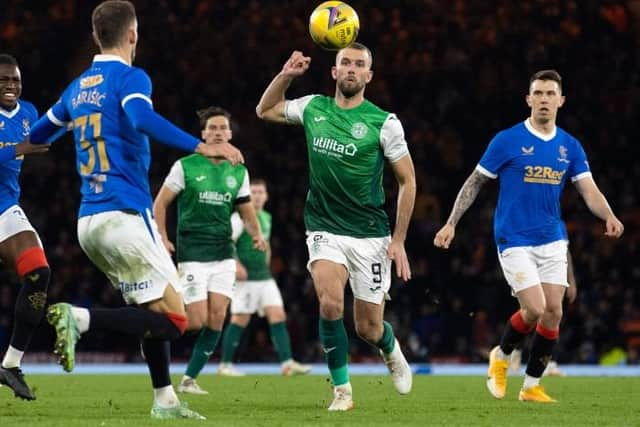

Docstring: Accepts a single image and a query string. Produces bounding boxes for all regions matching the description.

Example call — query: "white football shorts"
[179,258,236,304]
[77,209,180,305]
[230,278,284,315]
[498,239,569,294]
[306,230,392,305]
[0,205,40,245]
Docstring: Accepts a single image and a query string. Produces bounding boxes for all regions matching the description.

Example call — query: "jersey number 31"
[74,113,110,176]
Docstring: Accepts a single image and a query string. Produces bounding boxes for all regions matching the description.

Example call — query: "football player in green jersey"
[256,44,416,411]
[218,178,311,376]
[154,106,266,395]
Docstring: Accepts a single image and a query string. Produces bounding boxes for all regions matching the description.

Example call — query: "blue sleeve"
[477,132,510,178]
[30,114,65,144]
[119,67,152,106]
[0,145,17,164]
[123,98,201,152]
[30,91,71,144]
[120,68,200,152]
[568,138,591,181]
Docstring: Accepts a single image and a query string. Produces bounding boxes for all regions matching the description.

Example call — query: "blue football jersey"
[0,100,38,214]
[477,120,591,251]
[46,54,157,217]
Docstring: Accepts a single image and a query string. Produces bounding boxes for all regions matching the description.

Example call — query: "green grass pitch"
[1,375,638,426]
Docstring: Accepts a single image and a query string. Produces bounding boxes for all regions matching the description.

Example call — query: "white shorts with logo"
[77,210,181,305]
[179,258,236,304]
[306,231,392,305]
[0,205,40,244]
[230,278,284,315]
[498,239,569,294]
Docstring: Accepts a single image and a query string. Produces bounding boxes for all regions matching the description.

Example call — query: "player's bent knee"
[207,311,227,330]
[355,321,383,343]
[318,295,343,319]
[166,312,188,338]
[522,303,546,322]
[231,314,251,327]
[16,246,49,277]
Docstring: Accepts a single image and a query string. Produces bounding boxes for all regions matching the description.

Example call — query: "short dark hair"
[0,54,18,67]
[250,178,267,188]
[196,106,231,129]
[92,1,136,49]
[337,42,373,68]
[529,69,562,91]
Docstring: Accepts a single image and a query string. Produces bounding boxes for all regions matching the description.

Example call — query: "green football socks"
[319,318,349,386]
[185,327,221,379]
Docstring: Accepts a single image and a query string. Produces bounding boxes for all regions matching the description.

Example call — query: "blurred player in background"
[218,178,311,377]
[154,106,265,395]
[29,0,242,419]
[434,70,623,402]
[256,44,416,411]
[0,54,50,401]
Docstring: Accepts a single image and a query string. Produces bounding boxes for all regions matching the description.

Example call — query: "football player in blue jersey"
[434,70,624,403]
[29,0,243,419]
[0,54,51,401]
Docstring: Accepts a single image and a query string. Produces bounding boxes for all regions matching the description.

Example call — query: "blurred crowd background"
[1,0,639,366]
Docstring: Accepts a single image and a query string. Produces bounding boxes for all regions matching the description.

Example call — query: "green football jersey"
[172,154,249,263]
[285,95,409,238]
[233,210,272,281]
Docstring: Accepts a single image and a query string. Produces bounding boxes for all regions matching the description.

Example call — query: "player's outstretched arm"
[573,176,624,238]
[153,184,179,254]
[256,50,311,123]
[0,136,49,164]
[434,170,489,249]
[237,201,267,251]
[388,155,416,282]
[123,98,243,165]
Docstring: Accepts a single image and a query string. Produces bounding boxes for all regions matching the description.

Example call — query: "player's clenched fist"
[281,51,311,78]
[433,224,455,249]
[604,214,624,238]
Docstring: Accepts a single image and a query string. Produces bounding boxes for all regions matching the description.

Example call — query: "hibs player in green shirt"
[256,43,416,411]
[218,178,311,377]
[154,106,266,395]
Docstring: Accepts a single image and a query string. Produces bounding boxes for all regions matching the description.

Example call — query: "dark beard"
[338,80,364,98]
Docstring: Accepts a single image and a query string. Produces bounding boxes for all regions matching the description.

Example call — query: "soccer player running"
[256,45,416,411]
[0,54,50,400]
[434,70,624,402]
[29,1,242,419]
[218,178,311,377]
[154,106,266,395]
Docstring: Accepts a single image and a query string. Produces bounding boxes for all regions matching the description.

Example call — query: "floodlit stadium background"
[1,0,638,371]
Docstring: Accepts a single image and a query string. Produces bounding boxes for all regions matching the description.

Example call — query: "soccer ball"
[309,1,360,50]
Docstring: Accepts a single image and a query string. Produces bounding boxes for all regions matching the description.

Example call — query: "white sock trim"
[1,346,24,369]
[70,307,90,334]
[523,374,541,390]
[154,385,179,408]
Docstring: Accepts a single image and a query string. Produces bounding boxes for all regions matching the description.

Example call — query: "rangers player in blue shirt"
[434,70,623,403]
[29,0,243,419]
[0,54,51,401]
